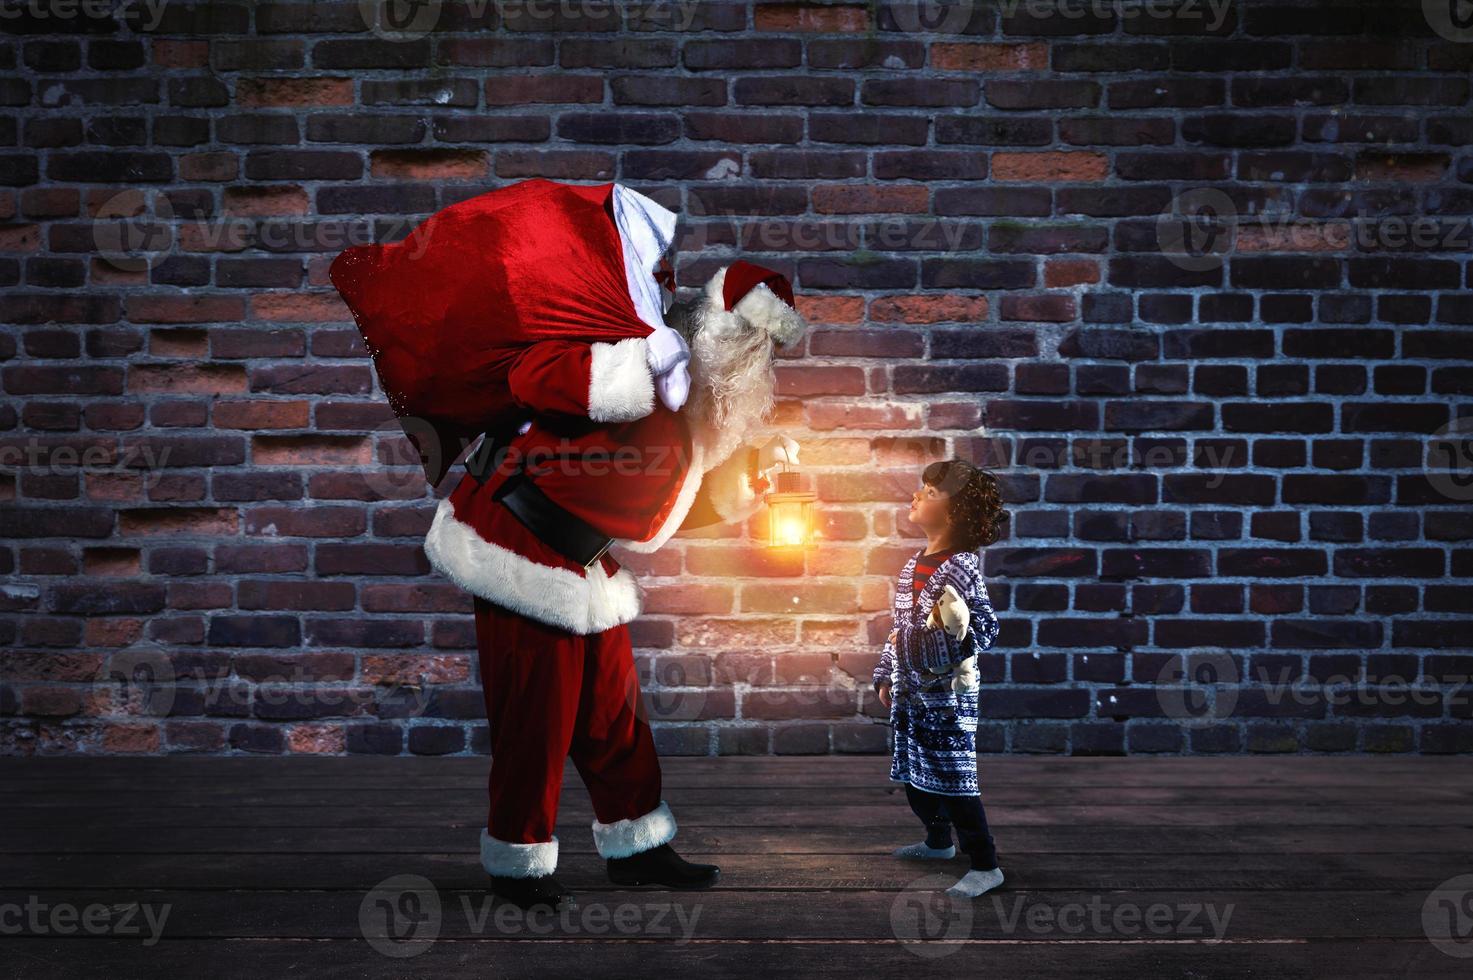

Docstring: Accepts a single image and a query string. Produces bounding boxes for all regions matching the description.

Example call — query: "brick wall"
[1,0,1470,757]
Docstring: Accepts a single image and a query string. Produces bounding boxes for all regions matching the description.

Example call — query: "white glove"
[645,325,690,412]
[757,434,799,473]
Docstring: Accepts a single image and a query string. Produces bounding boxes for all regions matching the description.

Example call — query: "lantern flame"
[764,469,817,549]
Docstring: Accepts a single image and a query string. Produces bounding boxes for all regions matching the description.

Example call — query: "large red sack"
[328,178,670,485]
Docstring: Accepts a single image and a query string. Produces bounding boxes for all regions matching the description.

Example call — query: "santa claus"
[333,181,806,912]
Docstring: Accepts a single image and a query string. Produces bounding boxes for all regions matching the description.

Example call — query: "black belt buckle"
[493,472,616,569]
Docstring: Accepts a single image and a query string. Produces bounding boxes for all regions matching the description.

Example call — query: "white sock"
[945,867,1004,898]
[892,841,956,859]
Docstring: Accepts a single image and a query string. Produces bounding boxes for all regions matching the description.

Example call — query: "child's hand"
[877,682,891,708]
[887,628,898,645]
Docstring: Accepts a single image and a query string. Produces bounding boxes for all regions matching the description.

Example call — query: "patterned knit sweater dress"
[872,548,1001,796]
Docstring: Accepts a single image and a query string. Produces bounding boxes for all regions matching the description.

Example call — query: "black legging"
[904,782,1000,871]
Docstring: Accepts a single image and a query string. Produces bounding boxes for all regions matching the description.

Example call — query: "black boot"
[606,842,719,889]
[488,872,577,911]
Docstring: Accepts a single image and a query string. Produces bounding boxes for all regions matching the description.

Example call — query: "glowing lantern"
[764,468,817,549]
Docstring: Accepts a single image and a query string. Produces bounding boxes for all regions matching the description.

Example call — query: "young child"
[873,458,1007,899]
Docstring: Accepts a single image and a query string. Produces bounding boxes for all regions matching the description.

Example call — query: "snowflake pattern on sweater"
[872,548,1000,796]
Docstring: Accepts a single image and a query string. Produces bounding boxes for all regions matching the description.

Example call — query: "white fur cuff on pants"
[480,828,558,878]
[591,799,677,859]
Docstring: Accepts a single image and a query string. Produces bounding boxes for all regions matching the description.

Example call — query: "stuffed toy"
[926,583,981,694]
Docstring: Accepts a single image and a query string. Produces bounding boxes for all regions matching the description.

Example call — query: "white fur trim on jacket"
[614,420,765,554]
[613,439,706,554]
[588,337,655,423]
[423,497,643,634]
[481,828,558,878]
[592,799,677,859]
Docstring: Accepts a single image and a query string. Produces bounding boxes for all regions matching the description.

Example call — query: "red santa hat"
[692,259,806,348]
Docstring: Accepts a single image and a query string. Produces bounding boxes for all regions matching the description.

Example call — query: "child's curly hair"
[922,458,1009,551]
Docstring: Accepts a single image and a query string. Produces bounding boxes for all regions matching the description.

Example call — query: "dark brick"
[51,581,166,614]
[1218,549,1328,577]
[207,616,301,648]
[1334,549,1445,578]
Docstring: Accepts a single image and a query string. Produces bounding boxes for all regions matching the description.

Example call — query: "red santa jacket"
[422,337,762,634]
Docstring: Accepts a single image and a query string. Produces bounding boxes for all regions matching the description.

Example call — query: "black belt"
[492,471,614,569]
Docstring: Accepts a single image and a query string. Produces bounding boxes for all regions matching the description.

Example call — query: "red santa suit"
[428,268,803,876]
[329,179,807,880]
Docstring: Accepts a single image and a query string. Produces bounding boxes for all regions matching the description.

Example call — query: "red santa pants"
[473,595,671,877]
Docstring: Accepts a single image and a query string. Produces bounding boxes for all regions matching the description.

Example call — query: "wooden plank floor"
[2,755,1470,978]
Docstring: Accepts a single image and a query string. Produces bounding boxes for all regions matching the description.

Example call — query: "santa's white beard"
[684,320,776,468]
